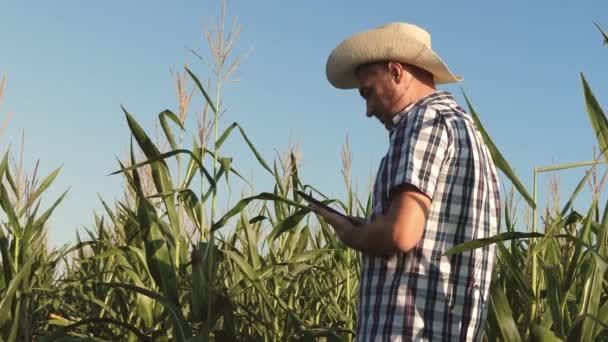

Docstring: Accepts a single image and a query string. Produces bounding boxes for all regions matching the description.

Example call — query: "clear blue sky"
[1,1,607,247]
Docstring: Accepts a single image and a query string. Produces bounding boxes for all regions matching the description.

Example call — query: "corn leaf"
[490,284,522,342]
[186,67,218,114]
[444,232,545,256]
[22,165,62,214]
[98,282,191,340]
[595,23,608,46]
[581,74,608,164]
[39,317,152,342]
[123,106,180,238]
[211,192,305,231]
[463,92,535,209]
[0,258,34,327]
[531,325,563,341]
[159,109,184,154]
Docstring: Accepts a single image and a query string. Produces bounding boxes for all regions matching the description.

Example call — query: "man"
[309,22,501,341]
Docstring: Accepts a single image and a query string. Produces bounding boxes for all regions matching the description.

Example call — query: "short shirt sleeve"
[386,105,450,200]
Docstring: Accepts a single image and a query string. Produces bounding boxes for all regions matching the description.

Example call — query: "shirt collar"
[389,90,454,131]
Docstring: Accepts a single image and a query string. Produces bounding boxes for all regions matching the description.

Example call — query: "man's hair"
[403,63,434,83]
[356,61,434,83]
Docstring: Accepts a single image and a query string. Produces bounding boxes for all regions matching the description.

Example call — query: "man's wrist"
[343,225,361,250]
[345,218,400,256]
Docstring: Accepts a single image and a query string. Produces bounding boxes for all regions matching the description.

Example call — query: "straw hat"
[326,22,463,89]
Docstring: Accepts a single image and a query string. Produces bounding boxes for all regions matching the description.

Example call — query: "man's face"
[355,63,401,129]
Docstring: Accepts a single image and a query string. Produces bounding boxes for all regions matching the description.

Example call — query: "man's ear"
[387,61,404,82]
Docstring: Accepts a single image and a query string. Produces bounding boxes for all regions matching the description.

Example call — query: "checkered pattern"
[356,91,501,341]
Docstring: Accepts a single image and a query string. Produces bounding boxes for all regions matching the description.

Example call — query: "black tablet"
[296,190,363,226]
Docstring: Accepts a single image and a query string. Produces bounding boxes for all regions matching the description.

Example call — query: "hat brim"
[326,27,463,89]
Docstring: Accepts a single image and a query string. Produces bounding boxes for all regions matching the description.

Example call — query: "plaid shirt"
[356,91,501,341]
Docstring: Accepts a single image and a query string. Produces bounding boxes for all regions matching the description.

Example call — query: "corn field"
[1,8,608,341]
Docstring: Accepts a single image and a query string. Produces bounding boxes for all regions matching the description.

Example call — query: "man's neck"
[385,84,439,131]
[391,81,437,116]
[403,85,437,112]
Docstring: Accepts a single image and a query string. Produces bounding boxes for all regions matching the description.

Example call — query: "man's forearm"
[344,214,399,257]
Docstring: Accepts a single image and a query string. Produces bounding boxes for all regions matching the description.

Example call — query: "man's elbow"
[391,224,423,254]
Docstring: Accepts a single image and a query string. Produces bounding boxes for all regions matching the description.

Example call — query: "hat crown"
[378,22,431,48]
[325,21,461,89]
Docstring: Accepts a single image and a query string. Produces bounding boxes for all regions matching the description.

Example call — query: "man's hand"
[307,184,431,256]
[308,204,362,247]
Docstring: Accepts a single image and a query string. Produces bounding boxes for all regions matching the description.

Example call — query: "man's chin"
[376,117,391,130]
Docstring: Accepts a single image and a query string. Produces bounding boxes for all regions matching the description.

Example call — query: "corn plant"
[0,76,83,341]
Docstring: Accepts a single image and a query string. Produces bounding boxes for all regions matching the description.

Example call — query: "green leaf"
[444,232,545,256]
[294,225,310,255]
[237,124,274,176]
[290,151,302,190]
[31,189,69,235]
[22,165,62,214]
[159,109,184,153]
[121,267,154,329]
[569,314,608,342]
[268,208,309,242]
[7,298,20,342]
[181,140,200,189]
[0,151,8,179]
[0,152,18,197]
[189,120,274,183]
[543,264,565,338]
[531,325,564,341]
[39,317,152,342]
[249,215,267,224]
[221,249,276,311]
[86,246,152,280]
[211,192,305,231]
[595,23,608,46]
[0,258,34,327]
[288,249,331,264]
[98,282,191,340]
[463,92,536,209]
[581,74,608,165]
[0,228,13,287]
[240,212,261,269]
[227,264,275,298]
[273,159,285,197]
[190,242,206,323]
[216,122,238,151]
[109,148,215,191]
[186,67,218,114]
[128,146,180,311]
[191,241,222,324]
[489,284,522,342]
[122,106,180,239]
[563,210,584,227]
[0,183,21,235]
[593,299,608,337]
[220,157,232,188]
[177,189,202,230]
[138,196,180,306]
[580,200,608,341]
[497,243,534,300]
